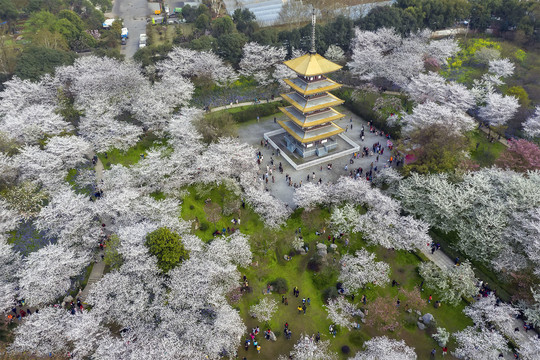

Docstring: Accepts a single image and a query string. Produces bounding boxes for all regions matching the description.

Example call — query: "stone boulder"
[417,322,426,330]
[422,313,434,325]
[316,243,327,256]
[329,244,338,251]
[269,331,277,341]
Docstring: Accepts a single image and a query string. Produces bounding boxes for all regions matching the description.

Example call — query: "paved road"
[111,0,150,58]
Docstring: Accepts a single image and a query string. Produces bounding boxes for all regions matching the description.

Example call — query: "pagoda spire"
[310,7,316,54]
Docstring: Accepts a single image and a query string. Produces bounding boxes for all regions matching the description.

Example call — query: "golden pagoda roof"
[284,53,342,77]
[284,77,341,96]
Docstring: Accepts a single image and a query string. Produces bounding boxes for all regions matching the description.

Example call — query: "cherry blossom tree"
[1,181,48,220]
[517,336,540,360]
[496,139,540,172]
[35,187,100,249]
[0,152,18,187]
[405,72,475,112]
[504,208,540,276]
[324,45,345,63]
[356,210,431,251]
[372,167,403,194]
[1,104,73,145]
[289,334,338,360]
[523,106,540,138]
[398,168,540,266]
[402,101,476,135]
[418,260,479,305]
[156,47,238,86]
[78,114,143,153]
[239,42,287,85]
[478,92,519,127]
[330,203,361,235]
[55,56,147,117]
[488,58,515,79]
[249,297,277,322]
[452,326,509,359]
[521,287,540,328]
[351,336,417,360]
[0,199,21,234]
[0,75,58,117]
[339,249,390,292]
[0,235,21,312]
[272,63,297,88]
[464,294,519,338]
[348,28,457,87]
[324,296,363,330]
[425,37,459,67]
[19,243,91,306]
[9,308,109,359]
[432,327,450,347]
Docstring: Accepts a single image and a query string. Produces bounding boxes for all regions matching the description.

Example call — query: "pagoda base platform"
[263,128,360,171]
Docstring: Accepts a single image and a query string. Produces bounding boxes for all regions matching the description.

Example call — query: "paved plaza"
[238,107,395,207]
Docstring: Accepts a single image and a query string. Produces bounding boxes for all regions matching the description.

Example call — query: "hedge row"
[228,101,286,123]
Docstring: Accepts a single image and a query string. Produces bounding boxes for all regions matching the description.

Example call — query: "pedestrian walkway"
[210,97,283,112]
[419,243,538,359]
[80,154,107,302]
[478,124,510,147]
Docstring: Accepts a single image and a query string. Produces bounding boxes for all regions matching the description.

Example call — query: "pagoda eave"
[280,106,346,128]
[278,120,344,144]
[283,78,342,96]
[281,93,344,113]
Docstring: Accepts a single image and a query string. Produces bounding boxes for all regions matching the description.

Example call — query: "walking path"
[418,243,538,358]
[210,97,283,112]
[80,156,107,302]
[478,124,510,147]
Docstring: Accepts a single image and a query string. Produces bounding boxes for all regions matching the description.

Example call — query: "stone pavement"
[80,156,107,302]
[237,107,395,208]
[210,97,283,112]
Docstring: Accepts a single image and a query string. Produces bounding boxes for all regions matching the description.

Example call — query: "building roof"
[280,106,345,128]
[284,77,341,96]
[278,120,344,143]
[282,92,344,113]
[284,53,342,76]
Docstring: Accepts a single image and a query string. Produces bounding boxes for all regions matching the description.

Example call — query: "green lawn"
[179,184,472,359]
[467,129,507,167]
[97,132,166,169]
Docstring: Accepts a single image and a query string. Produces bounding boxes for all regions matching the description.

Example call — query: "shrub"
[312,267,338,290]
[323,286,339,302]
[270,277,288,294]
[307,255,324,272]
[199,222,209,231]
[341,345,350,354]
[145,228,189,273]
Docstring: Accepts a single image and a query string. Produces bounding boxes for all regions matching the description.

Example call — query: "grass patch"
[98,132,166,169]
[467,129,507,167]
[178,185,472,358]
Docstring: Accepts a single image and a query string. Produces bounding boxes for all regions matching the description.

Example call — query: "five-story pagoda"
[278,13,345,158]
